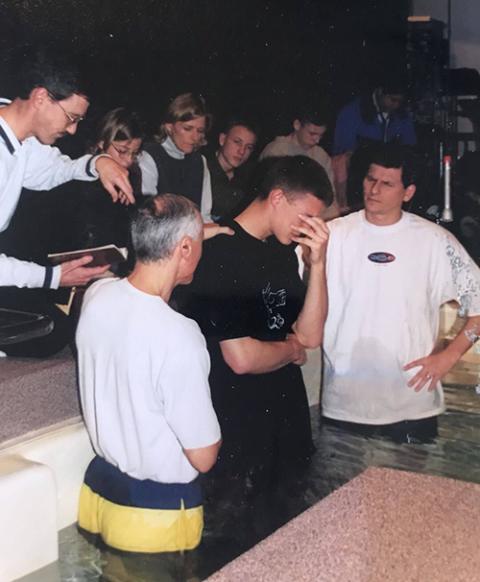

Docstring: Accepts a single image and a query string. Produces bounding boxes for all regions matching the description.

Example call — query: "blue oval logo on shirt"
[368,252,396,264]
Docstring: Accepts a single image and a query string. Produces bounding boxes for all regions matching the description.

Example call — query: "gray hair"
[131,194,202,263]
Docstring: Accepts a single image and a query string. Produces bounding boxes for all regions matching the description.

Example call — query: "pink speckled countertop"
[207,467,480,582]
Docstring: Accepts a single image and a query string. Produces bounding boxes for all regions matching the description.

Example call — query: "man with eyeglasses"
[0,49,134,291]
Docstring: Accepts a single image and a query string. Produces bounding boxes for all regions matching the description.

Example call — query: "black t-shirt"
[178,220,313,475]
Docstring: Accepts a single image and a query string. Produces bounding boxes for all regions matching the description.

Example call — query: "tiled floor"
[20,379,478,582]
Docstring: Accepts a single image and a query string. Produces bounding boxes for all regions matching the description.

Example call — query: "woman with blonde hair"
[140,93,213,220]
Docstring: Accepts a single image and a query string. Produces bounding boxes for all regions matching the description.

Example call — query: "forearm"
[293,260,328,349]
[220,336,300,375]
[443,315,480,363]
[24,145,98,190]
[184,439,222,473]
[0,254,61,289]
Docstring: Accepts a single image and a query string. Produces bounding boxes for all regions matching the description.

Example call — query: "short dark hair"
[295,105,329,128]
[368,144,419,188]
[252,156,333,206]
[15,47,89,101]
[131,194,202,263]
[378,69,409,96]
[221,117,258,138]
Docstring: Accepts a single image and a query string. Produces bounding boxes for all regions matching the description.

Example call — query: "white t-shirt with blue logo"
[323,210,480,424]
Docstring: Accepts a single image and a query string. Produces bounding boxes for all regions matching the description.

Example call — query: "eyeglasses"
[48,92,85,125]
[110,143,141,160]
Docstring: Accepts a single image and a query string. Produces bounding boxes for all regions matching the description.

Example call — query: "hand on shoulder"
[203,222,235,240]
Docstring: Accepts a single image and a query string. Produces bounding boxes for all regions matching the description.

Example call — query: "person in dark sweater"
[140,93,213,220]
[205,119,257,221]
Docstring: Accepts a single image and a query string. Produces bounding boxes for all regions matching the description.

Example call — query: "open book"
[48,244,128,267]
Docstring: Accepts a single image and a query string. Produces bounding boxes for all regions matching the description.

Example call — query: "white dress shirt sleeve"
[0,254,61,289]
[200,155,212,222]
[137,151,158,195]
[22,139,98,191]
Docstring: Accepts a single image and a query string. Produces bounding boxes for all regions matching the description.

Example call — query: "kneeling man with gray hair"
[76,194,221,553]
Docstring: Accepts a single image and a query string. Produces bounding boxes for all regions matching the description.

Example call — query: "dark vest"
[144,142,204,208]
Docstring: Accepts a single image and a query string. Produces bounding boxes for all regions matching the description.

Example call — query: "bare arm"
[291,215,329,349]
[220,334,306,375]
[184,439,222,473]
[404,314,480,391]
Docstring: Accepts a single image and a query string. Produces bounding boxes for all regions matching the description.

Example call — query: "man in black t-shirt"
[180,156,332,494]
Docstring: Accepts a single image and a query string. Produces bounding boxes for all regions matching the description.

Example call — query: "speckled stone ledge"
[0,351,79,443]
[207,467,480,582]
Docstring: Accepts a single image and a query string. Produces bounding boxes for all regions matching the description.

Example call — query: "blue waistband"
[84,456,202,510]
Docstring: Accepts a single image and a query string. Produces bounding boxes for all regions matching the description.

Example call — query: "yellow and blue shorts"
[78,456,204,553]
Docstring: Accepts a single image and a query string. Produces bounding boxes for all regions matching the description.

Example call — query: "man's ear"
[403,184,416,203]
[269,188,286,208]
[179,235,193,259]
[30,87,49,108]
[293,119,301,132]
[218,133,226,147]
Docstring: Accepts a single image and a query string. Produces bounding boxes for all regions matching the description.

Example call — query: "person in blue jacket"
[333,77,416,208]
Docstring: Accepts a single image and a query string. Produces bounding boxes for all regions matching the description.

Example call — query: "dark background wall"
[0,0,410,147]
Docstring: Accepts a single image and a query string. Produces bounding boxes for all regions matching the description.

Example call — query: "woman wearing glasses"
[71,107,146,252]
[140,93,213,220]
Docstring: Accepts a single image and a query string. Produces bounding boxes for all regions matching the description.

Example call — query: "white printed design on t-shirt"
[446,239,480,316]
[262,282,286,330]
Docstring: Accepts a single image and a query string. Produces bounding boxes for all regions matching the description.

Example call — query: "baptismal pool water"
[20,384,480,582]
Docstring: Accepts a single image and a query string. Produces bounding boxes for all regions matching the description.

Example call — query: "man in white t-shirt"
[322,144,480,443]
[76,194,221,553]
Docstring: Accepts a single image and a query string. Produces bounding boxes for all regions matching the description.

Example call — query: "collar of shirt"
[162,135,185,160]
[372,91,390,124]
[0,99,21,155]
